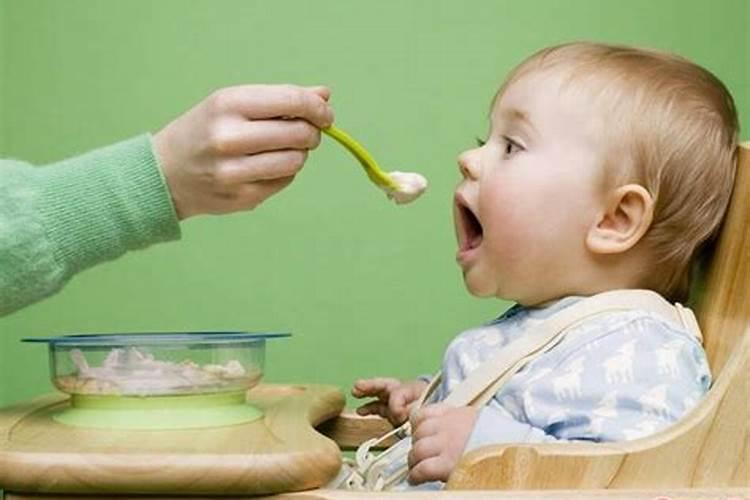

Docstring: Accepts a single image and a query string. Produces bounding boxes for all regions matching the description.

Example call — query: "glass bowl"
[23,332,290,397]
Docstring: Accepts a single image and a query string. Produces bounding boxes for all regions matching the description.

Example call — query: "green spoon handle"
[322,125,399,191]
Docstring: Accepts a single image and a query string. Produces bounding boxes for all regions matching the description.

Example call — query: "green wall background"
[0,0,748,408]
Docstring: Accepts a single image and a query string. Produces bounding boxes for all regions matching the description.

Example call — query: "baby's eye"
[501,136,523,156]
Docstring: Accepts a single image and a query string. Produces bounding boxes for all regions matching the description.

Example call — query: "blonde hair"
[498,42,739,303]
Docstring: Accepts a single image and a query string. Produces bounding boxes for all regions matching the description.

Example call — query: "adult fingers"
[211,84,334,128]
[226,176,296,212]
[218,150,308,184]
[307,85,331,101]
[210,118,321,156]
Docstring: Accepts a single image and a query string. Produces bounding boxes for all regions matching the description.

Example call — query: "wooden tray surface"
[0,383,345,495]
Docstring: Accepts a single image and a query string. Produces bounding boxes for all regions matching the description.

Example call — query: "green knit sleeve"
[0,135,181,316]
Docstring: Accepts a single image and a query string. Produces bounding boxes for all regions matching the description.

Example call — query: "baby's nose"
[457,149,481,180]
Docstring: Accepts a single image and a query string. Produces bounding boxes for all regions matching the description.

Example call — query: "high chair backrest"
[696,142,750,375]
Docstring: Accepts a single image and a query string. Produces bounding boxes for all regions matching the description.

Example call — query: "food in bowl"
[24,332,289,397]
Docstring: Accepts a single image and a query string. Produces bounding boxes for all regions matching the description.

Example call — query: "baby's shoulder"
[503,308,712,403]
[549,307,706,369]
[569,307,697,342]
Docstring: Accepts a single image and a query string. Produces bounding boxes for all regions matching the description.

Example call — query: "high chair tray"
[3,488,749,499]
[0,383,345,496]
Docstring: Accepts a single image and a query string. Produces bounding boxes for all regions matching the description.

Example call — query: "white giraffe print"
[655,340,684,378]
[603,340,637,384]
[552,357,585,401]
[475,326,504,348]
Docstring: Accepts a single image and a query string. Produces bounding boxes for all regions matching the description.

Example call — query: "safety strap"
[333,289,702,491]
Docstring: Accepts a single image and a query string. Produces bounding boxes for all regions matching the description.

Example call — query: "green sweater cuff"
[37,134,181,277]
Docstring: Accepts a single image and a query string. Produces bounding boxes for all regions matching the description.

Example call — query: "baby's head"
[454,42,738,306]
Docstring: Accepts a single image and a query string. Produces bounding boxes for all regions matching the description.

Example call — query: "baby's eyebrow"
[499,108,538,137]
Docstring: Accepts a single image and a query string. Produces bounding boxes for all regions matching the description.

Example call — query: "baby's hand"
[407,403,479,485]
[351,377,428,427]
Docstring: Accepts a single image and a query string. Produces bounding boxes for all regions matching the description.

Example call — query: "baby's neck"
[517,253,653,308]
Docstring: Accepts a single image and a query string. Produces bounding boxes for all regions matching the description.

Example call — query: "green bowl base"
[53,390,263,430]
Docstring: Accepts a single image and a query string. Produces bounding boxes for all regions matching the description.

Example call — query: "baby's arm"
[352,377,429,426]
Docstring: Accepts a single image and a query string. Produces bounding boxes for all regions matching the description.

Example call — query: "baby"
[350,42,739,490]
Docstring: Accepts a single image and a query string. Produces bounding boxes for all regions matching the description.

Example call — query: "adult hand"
[154,84,334,219]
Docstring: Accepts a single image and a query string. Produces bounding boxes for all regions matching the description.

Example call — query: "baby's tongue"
[469,232,483,249]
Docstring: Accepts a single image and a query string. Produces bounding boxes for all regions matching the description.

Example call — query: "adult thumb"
[307,85,331,101]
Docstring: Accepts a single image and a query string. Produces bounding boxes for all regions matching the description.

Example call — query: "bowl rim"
[22,331,291,346]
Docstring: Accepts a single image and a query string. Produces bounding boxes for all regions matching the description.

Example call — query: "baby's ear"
[585,184,654,255]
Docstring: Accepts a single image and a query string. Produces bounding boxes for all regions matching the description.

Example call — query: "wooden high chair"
[310,142,750,499]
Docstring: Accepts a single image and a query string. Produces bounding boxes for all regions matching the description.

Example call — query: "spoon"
[322,125,427,204]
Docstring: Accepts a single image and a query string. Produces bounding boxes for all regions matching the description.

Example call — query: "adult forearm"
[0,135,180,316]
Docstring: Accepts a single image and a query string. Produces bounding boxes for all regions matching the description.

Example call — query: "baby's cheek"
[484,219,531,266]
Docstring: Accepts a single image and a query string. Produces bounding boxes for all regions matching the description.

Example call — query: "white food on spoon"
[384,171,428,204]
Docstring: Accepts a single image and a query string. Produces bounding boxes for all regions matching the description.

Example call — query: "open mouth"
[455,194,484,252]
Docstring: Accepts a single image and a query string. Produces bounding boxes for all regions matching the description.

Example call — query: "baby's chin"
[461,271,498,298]
[462,271,522,302]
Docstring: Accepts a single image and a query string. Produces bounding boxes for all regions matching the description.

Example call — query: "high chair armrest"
[447,441,624,490]
[317,411,397,450]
